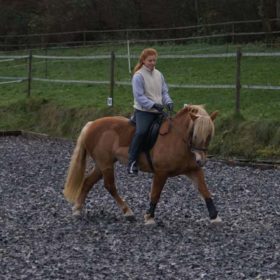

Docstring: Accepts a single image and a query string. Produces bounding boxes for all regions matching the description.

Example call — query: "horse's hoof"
[210,215,222,224]
[145,218,156,225]
[124,210,136,221]
[72,210,82,216]
[144,214,156,225]
[124,208,134,217]
[72,206,83,217]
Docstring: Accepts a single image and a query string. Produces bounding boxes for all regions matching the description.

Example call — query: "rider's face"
[143,55,157,71]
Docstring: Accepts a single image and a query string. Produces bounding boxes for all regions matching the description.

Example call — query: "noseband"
[189,139,208,153]
[188,128,208,153]
[190,145,208,153]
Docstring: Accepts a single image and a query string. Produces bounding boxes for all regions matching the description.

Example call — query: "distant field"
[0,43,279,159]
[1,42,279,119]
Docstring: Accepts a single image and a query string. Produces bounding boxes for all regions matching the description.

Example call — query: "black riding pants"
[128,110,159,162]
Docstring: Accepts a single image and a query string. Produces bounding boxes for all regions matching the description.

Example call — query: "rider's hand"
[166,103,173,112]
[152,103,164,112]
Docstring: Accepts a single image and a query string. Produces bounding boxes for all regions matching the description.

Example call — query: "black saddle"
[129,113,165,151]
[129,113,170,171]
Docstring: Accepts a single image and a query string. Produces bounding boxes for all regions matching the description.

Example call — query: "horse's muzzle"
[192,151,207,167]
[196,158,206,167]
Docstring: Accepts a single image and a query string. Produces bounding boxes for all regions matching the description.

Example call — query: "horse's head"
[188,106,218,167]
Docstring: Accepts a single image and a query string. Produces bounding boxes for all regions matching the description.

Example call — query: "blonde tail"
[63,126,88,204]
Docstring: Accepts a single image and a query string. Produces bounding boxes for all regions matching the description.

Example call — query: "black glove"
[166,103,173,112]
[152,103,164,112]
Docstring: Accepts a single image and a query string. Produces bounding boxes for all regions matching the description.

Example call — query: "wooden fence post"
[27,50,32,97]
[235,47,242,114]
[108,51,115,107]
[127,39,131,74]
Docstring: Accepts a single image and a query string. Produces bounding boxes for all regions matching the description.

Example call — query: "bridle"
[161,110,209,153]
[190,144,208,153]
[188,124,209,153]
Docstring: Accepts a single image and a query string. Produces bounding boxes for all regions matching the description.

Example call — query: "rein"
[147,110,208,171]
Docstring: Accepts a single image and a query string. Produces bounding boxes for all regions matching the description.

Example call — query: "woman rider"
[127,48,173,175]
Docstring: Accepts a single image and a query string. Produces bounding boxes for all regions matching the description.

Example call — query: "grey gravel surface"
[1,135,280,280]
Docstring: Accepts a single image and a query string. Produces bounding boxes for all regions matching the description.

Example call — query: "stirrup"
[127,160,138,175]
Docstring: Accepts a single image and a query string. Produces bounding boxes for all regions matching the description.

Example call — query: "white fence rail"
[0,51,279,91]
[0,79,24,85]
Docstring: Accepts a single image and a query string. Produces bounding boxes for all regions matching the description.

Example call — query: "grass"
[0,42,279,159]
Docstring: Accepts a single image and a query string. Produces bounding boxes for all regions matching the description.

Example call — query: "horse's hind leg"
[188,169,221,223]
[72,166,103,216]
[102,168,134,218]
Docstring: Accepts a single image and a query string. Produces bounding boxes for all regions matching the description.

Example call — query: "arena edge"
[211,114,280,160]
[0,99,279,160]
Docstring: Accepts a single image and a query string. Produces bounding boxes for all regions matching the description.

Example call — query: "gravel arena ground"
[1,135,280,280]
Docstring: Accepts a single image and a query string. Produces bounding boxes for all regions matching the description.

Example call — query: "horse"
[63,104,221,225]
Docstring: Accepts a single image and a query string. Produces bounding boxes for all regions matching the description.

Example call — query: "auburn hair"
[133,48,158,74]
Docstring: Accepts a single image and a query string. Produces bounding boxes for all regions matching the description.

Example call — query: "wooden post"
[108,51,115,107]
[27,50,32,97]
[235,47,242,114]
[127,39,131,74]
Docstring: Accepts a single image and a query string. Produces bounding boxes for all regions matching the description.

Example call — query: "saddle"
[129,113,171,170]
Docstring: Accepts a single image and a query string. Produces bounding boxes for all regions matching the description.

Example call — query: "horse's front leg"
[188,169,222,223]
[144,173,168,225]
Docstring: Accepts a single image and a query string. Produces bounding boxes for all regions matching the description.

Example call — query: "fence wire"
[0,51,279,90]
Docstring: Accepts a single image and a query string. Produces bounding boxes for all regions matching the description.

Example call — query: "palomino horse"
[63,105,221,225]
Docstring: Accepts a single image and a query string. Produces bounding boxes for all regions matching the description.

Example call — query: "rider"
[127,48,174,175]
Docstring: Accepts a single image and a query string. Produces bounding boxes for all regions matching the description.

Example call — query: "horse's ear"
[190,112,198,121]
[210,111,218,121]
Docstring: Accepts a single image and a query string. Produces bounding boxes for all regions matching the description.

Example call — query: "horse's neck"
[171,113,192,141]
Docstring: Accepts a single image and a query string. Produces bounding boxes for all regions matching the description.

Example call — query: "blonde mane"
[187,104,208,116]
[193,115,215,144]
[180,104,215,143]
